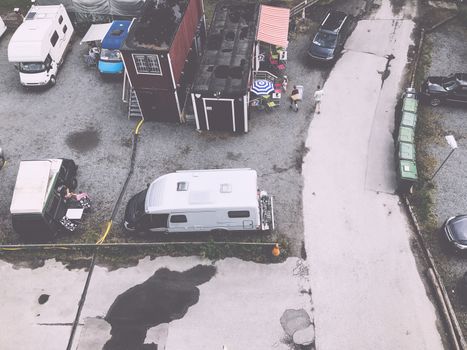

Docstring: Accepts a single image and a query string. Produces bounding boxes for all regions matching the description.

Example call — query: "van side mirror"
[14,64,19,71]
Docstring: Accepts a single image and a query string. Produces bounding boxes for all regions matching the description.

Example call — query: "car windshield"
[442,79,459,91]
[100,48,121,62]
[451,217,467,239]
[19,62,45,73]
[313,32,337,49]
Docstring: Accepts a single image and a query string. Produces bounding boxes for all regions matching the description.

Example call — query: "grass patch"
[414,35,432,90]
[0,233,291,269]
[410,106,443,232]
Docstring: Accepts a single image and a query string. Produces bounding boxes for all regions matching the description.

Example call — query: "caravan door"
[203,98,235,131]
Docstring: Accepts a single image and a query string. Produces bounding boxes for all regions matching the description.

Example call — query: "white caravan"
[124,169,275,234]
[7,5,74,87]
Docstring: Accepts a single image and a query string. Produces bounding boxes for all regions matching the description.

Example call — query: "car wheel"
[124,221,136,232]
[430,97,441,107]
[49,75,56,86]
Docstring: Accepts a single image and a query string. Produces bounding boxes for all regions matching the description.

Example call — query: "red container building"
[121,0,205,122]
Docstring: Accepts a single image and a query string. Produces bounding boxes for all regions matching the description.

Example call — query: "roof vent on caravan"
[220,183,232,193]
[177,181,189,191]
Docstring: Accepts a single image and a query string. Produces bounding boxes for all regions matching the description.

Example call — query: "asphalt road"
[0,256,313,350]
[302,0,445,348]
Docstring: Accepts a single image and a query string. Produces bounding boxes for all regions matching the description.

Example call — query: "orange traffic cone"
[272,243,280,257]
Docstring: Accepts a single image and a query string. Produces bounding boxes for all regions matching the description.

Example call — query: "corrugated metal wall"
[168,0,203,84]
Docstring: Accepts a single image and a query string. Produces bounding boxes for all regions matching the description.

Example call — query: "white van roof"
[10,159,62,215]
[146,169,259,213]
[8,5,65,62]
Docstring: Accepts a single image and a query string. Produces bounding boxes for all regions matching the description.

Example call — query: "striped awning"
[256,5,290,48]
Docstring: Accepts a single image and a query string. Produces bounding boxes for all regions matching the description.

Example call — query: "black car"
[443,215,467,251]
[308,11,350,62]
[421,73,467,107]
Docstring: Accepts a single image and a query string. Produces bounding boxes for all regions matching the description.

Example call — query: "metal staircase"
[128,88,143,119]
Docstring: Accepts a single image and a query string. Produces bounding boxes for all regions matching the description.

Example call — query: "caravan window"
[228,210,250,218]
[63,25,68,34]
[170,215,187,223]
[58,15,63,24]
[50,31,59,47]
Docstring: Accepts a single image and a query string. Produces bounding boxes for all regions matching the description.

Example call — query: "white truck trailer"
[10,159,78,241]
[124,168,274,234]
[7,5,74,87]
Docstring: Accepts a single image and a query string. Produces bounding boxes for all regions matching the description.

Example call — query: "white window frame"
[132,53,163,76]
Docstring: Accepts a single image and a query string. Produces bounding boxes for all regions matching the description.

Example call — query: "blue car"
[98,20,131,75]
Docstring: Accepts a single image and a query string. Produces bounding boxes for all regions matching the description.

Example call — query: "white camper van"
[7,5,74,87]
[124,169,275,234]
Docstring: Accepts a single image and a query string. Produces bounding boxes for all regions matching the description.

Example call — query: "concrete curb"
[404,196,467,350]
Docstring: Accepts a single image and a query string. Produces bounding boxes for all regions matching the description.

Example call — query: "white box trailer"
[7,5,74,87]
[124,168,274,234]
[10,159,78,241]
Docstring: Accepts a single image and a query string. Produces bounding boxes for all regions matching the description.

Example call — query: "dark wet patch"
[103,265,216,350]
[389,0,404,15]
[65,127,100,153]
[38,294,49,305]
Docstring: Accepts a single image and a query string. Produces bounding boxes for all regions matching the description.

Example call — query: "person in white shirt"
[314,85,324,114]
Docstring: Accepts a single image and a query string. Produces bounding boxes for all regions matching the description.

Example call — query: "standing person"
[314,85,324,114]
[290,85,300,112]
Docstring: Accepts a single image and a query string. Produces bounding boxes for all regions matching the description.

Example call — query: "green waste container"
[398,159,418,193]
[398,141,416,161]
[398,126,415,143]
[403,96,418,114]
[401,111,417,129]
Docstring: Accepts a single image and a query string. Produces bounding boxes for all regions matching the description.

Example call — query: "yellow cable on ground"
[135,118,144,135]
[96,220,113,244]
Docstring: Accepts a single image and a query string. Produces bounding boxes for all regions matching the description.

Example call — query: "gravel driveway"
[0,27,329,255]
[419,15,467,333]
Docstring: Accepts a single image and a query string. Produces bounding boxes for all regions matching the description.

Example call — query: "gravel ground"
[0,26,330,255]
[419,15,467,332]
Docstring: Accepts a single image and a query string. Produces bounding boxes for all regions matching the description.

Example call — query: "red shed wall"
[169,0,203,84]
[122,51,172,90]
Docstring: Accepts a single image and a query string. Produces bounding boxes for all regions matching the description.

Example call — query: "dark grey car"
[443,215,467,251]
[308,11,350,62]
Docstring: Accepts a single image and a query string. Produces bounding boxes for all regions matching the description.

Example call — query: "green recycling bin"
[403,96,418,114]
[398,141,416,161]
[398,159,418,193]
[398,126,415,143]
[401,111,417,129]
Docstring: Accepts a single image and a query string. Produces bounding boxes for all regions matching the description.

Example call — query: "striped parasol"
[251,79,274,95]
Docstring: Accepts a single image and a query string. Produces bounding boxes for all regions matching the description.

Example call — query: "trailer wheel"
[49,75,56,86]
